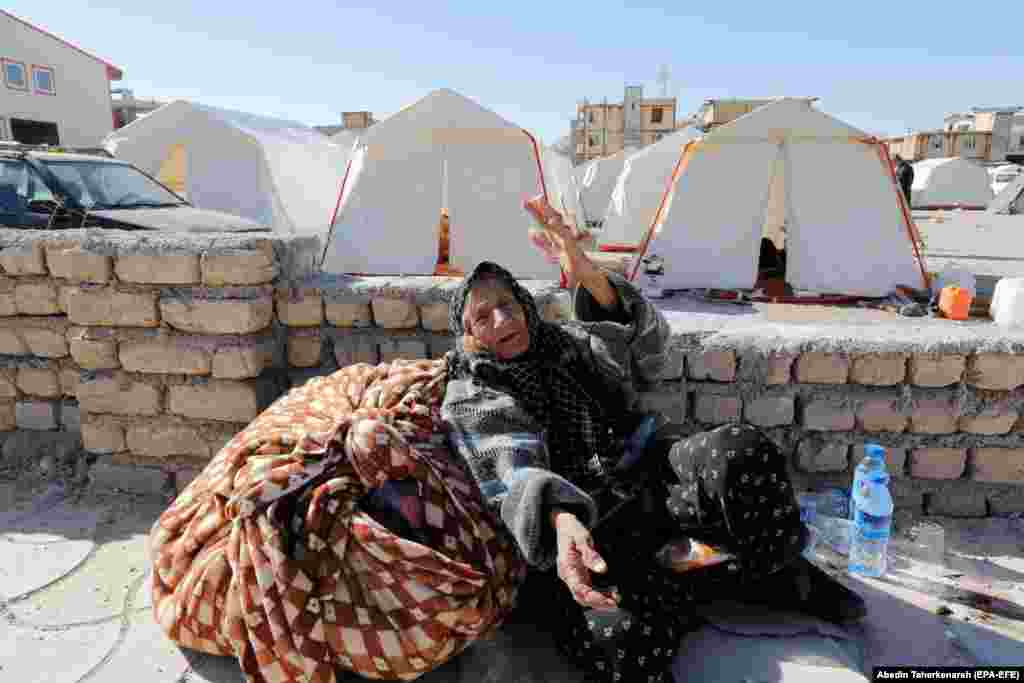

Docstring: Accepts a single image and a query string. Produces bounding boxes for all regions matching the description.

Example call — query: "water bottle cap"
[864,444,886,460]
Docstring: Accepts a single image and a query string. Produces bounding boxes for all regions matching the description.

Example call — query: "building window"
[931,136,943,150]
[589,135,600,147]
[964,136,975,150]
[1018,135,1024,149]
[2,59,27,91]
[31,66,55,95]
[10,118,59,145]
[651,107,664,124]
[588,111,595,124]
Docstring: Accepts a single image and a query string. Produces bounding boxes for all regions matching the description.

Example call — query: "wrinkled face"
[462,278,530,360]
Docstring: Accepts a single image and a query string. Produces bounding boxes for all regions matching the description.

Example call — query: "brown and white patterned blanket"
[149,359,526,682]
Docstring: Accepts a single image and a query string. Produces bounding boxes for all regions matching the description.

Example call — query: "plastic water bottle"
[849,444,890,521]
[848,444,894,577]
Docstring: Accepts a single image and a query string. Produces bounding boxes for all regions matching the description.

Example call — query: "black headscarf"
[446,262,623,483]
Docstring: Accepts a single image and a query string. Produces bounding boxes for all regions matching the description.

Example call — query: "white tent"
[541,147,582,230]
[988,173,1024,215]
[571,158,594,184]
[576,148,631,227]
[911,157,994,210]
[331,129,359,151]
[988,163,1022,198]
[322,89,557,278]
[633,98,926,296]
[916,172,1024,280]
[105,101,350,236]
[570,159,595,215]
[601,130,699,246]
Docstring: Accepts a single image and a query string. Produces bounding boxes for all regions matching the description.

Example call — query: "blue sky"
[9,1,1023,145]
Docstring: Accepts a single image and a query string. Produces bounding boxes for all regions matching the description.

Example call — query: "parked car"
[0,143,267,232]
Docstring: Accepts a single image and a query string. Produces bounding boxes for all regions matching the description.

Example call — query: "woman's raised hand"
[525,196,576,261]
[551,509,618,610]
[524,195,617,307]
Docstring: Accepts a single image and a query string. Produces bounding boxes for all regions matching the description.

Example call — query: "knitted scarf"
[445,262,625,483]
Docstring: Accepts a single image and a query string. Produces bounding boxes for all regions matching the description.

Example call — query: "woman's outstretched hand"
[550,509,618,609]
[524,195,618,309]
[525,196,576,266]
[525,197,576,258]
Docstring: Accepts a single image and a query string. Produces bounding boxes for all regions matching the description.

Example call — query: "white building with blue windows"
[0,10,122,146]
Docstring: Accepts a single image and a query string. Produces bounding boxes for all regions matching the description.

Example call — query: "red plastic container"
[939,286,972,321]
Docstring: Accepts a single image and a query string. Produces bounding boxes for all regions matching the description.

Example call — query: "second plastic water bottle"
[848,444,893,577]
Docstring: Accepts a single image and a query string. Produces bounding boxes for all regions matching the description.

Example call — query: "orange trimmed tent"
[577,147,632,227]
[321,89,556,279]
[601,132,697,245]
[629,98,928,297]
[541,146,583,232]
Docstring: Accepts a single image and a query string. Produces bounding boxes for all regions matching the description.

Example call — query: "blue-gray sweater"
[441,274,671,569]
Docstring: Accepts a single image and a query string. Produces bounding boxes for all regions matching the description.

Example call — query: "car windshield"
[39,160,185,209]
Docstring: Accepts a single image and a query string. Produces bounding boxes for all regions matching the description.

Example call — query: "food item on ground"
[655,537,735,573]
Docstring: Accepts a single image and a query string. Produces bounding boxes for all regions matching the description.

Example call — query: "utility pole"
[603,97,608,158]
[657,64,670,97]
[581,97,589,164]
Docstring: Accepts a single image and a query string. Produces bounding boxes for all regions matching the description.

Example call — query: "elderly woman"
[441,200,865,683]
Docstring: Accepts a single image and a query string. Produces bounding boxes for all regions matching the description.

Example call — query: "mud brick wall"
[659,348,1024,518]
[0,229,570,498]
[1,228,1022,519]
[0,229,318,495]
[649,313,1024,519]
[323,286,1024,519]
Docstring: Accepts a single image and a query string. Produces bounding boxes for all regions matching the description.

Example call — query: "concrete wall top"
[657,296,1024,355]
[0,228,314,255]
[0,228,321,280]
[4,228,1024,354]
[0,228,568,308]
[312,273,565,306]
